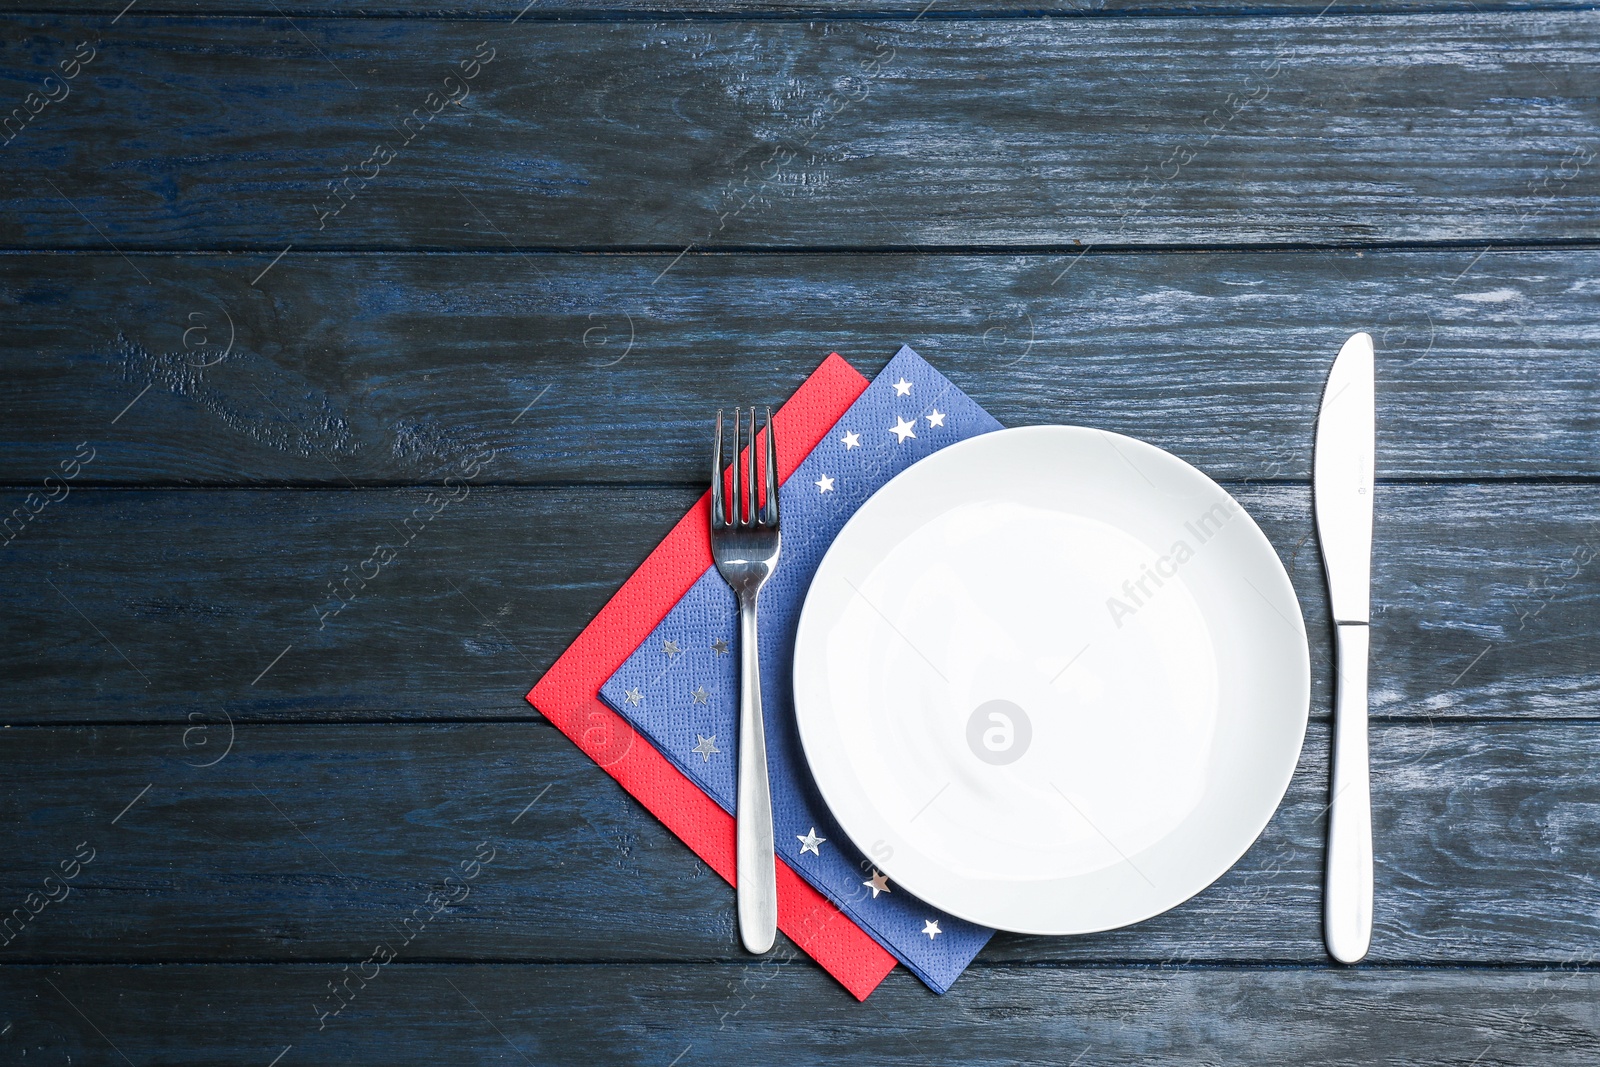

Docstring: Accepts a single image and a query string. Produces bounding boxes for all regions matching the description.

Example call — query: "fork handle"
[735,589,778,954]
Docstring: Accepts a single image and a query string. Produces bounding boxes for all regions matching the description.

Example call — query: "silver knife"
[1314,331,1375,964]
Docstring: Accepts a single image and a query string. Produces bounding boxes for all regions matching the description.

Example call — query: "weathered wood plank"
[2,251,1596,484]
[20,1,1600,16]
[0,721,740,963]
[4,720,1600,965]
[3,16,1597,249]
[7,960,1600,1066]
[2,484,1595,724]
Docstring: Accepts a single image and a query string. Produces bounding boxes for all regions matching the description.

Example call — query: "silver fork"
[710,407,781,954]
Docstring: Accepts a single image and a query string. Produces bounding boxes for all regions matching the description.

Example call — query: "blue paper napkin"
[600,347,1002,992]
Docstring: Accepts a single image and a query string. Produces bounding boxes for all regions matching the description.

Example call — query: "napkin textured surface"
[601,346,1000,993]
[528,353,898,1000]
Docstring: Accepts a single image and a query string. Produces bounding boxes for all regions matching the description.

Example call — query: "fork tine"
[733,406,744,525]
[711,409,726,527]
[743,407,757,526]
[732,405,744,526]
[762,407,778,525]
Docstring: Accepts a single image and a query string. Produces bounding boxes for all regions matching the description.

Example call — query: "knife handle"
[1324,621,1373,964]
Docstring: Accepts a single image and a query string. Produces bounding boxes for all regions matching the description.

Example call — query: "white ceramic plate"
[793,426,1309,935]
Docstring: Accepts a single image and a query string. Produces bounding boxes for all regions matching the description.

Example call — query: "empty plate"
[793,426,1309,935]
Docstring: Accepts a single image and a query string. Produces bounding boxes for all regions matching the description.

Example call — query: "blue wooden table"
[3,2,1599,1063]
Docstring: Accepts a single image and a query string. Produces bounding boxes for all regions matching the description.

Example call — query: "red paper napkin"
[527,353,896,999]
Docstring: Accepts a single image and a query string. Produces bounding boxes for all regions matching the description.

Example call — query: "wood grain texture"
[5,720,1600,966]
[20,1,1600,16]
[3,16,1598,249]
[2,251,1597,484]
[2,3,1595,1057]
[1,484,1596,724]
[7,963,1600,1066]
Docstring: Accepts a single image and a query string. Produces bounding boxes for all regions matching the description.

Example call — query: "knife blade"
[1314,331,1375,964]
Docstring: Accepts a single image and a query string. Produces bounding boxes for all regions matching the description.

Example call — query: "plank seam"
[7,240,1600,257]
[6,5,1598,21]
[5,958,1600,971]
[1,478,1595,491]
[3,715,1600,728]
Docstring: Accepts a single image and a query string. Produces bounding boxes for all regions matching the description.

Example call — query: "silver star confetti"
[922,919,941,939]
[624,687,644,706]
[691,685,709,704]
[815,474,835,494]
[840,430,861,449]
[662,639,681,659]
[863,869,891,898]
[710,638,729,655]
[926,408,946,428]
[692,735,720,761]
[796,827,827,856]
[890,416,917,444]
[893,378,913,396]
